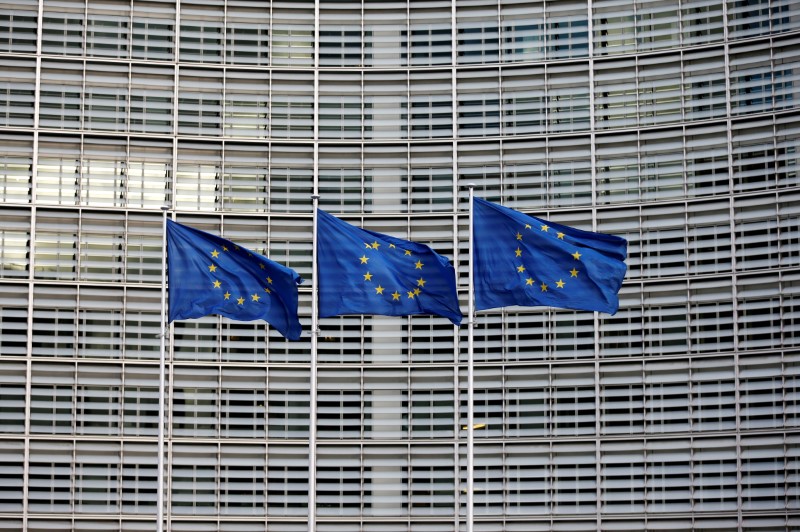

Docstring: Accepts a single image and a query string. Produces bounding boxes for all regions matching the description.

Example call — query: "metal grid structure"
[0,0,799,530]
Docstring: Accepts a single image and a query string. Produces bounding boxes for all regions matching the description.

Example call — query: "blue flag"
[166,219,303,340]
[316,209,462,326]
[472,197,627,315]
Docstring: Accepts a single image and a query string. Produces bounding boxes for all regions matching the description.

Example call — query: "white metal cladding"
[0,0,798,530]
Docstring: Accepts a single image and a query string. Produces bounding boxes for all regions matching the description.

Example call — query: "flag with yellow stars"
[316,209,462,326]
[472,197,627,315]
[166,219,303,340]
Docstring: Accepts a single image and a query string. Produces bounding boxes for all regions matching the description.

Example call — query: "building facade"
[0,0,799,530]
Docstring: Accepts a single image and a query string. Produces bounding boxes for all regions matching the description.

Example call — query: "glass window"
[270,71,314,139]
[595,59,638,129]
[179,2,223,63]
[86,0,130,58]
[132,0,175,61]
[596,132,640,203]
[364,4,408,67]
[409,4,452,66]
[225,70,269,138]
[637,53,682,126]
[686,200,733,275]
[225,1,269,65]
[39,60,84,130]
[364,145,409,213]
[501,0,544,62]
[42,0,85,56]
[683,47,727,121]
[681,0,724,45]
[0,57,35,128]
[0,0,38,53]
[457,69,501,137]
[409,70,453,139]
[457,5,500,65]
[130,65,174,134]
[545,0,589,59]
[0,133,32,204]
[178,68,223,136]
[502,66,546,136]
[593,0,635,55]
[28,440,74,512]
[320,3,363,67]
[319,72,362,140]
[635,0,680,51]
[730,43,775,115]
[365,72,408,140]
[268,145,313,212]
[270,3,314,67]
[175,141,222,211]
[728,0,771,39]
[547,64,590,133]
[267,446,309,516]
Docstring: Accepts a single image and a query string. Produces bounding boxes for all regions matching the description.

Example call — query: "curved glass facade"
[0,0,799,530]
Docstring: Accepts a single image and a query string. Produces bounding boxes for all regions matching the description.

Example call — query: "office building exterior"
[0,0,798,530]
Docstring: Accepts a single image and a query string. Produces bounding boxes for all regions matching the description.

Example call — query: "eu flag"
[317,209,462,326]
[472,197,627,315]
[166,219,303,340]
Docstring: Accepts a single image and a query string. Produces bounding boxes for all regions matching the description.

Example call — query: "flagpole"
[158,204,169,532]
[466,185,475,532]
[309,195,320,532]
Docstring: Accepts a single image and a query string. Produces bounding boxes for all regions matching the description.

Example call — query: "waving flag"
[316,209,462,325]
[166,219,303,340]
[472,197,627,315]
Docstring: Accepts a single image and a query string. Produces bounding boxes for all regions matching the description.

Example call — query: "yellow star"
[364,272,373,281]
[209,264,217,272]
[526,278,534,286]
[404,250,412,256]
[372,241,380,249]
[365,242,372,249]
[264,287,271,294]
[540,283,548,292]
[267,276,273,284]
[211,250,219,258]
[392,291,401,301]
[251,293,260,302]
[234,246,239,251]
[517,265,525,273]
[570,268,579,277]
[237,296,245,305]
[541,224,549,232]
[376,285,384,295]
[556,279,565,288]
[415,260,423,269]
[407,290,415,299]
[417,278,426,287]
[213,280,221,288]
[222,246,228,252]
[515,248,522,257]
[516,232,522,240]
[224,291,231,300]
[572,251,582,260]
[525,224,531,229]
[360,255,369,264]
[557,232,565,240]
[414,287,421,295]
[389,243,396,249]
[259,263,265,269]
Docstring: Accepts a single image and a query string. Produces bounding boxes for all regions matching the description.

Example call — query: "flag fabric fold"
[166,219,303,340]
[472,197,627,315]
[316,209,462,326]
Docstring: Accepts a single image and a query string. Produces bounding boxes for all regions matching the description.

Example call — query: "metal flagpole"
[158,205,169,532]
[309,195,320,532]
[467,185,475,532]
